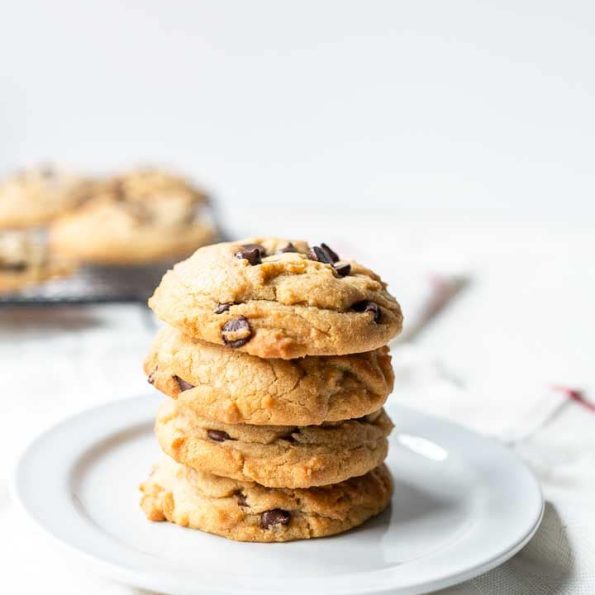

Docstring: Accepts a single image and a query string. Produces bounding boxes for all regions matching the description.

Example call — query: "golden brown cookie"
[0,165,86,228]
[140,457,393,542]
[149,238,403,358]
[155,399,393,488]
[0,230,73,294]
[145,325,394,426]
[50,168,216,265]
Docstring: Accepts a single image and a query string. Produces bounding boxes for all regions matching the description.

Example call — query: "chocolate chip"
[215,302,232,314]
[242,243,266,254]
[147,370,156,385]
[352,300,381,323]
[234,247,262,266]
[221,316,252,348]
[260,509,291,529]
[277,242,297,254]
[320,243,339,263]
[309,243,340,266]
[334,262,351,277]
[173,375,195,392]
[234,243,266,265]
[309,245,333,265]
[234,490,248,507]
[207,429,232,442]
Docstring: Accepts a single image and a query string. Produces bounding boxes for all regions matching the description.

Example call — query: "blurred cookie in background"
[0,230,73,294]
[0,164,88,229]
[49,168,218,265]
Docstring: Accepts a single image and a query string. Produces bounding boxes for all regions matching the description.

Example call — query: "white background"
[1,0,595,221]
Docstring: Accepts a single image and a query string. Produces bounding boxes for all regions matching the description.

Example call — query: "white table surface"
[1,208,593,594]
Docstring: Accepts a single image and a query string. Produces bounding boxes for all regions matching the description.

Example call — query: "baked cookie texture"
[140,457,392,542]
[155,399,393,488]
[141,235,399,541]
[50,168,216,265]
[149,238,403,358]
[145,325,394,425]
[0,230,72,294]
[0,165,86,228]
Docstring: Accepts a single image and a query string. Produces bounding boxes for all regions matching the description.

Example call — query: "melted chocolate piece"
[234,247,262,266]
[234,490,248,507]
[207,429,232,442]
[334,262,351,277]
[234,243,266,265]
[352,300,381,323]
[260,509,291,529]
[319,243,339,263]
[173,375,195,392]
[309,245,334,265]
[221,316,252,348]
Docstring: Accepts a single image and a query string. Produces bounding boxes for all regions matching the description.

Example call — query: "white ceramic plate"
[11,395,543,595]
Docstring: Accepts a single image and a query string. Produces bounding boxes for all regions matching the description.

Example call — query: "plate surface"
[11,395,543,595]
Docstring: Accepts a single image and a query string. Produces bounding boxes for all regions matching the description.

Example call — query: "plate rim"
[10,395,544,595]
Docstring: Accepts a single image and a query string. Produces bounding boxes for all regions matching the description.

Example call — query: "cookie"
[145,325,394,426]
[140,457,393,542]
[148,238,403,358]
[50,168,217,265]
[0,230,72,294]
[155,399,393,488]
[0,165,86,228]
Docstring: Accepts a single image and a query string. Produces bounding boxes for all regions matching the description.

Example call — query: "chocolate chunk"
[277,242,297,254]
[309,243,340,265]
[334,262,351,277]
[234,247,262,266]
[352,300,381,323]
[214,302,232,314]
[173,375,195,392]
[234,243,266,265]
[320,243,339,263]
[234,490,248,507]
[260,509,291,529]
[221,316,252,348]
[147,370,156,385]
[207,429,232,442]
[242,243,266,253]
[309,245,333,265]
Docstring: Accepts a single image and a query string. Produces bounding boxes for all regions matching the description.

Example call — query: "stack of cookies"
[141,237,403,542]
[0,165,87,293]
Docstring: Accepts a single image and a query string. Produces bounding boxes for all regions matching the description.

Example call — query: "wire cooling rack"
[0,262,176,305]
[0,198,230,306]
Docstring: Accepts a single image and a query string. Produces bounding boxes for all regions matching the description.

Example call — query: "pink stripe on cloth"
[552,386,595,413]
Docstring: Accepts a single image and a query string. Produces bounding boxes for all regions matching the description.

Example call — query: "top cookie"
[49,168,216,265]
[0,165,86,228]
[149,238,403,358]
